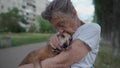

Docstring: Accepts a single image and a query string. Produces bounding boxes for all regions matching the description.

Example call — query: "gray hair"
[41,0,75,21]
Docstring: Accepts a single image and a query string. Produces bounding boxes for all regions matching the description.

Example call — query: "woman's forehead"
[50,12,73,25]
[51,16,70,26]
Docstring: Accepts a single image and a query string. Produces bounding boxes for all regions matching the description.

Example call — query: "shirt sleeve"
[75,23,101,50]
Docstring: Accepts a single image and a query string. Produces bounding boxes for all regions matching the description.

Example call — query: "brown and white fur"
[18,32,72,68]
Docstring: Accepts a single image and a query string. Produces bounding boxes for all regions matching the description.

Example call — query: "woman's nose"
[58,29,64,33]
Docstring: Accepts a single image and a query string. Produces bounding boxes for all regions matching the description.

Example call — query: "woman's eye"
[59,25,64,27]
[58,23,65,27]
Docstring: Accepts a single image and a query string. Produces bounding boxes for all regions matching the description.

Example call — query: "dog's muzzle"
[59,34,72,48]
[61,38,72,48]
[52,33,72,54]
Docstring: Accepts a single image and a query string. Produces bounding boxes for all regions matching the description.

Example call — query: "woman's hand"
[48,33,61,50]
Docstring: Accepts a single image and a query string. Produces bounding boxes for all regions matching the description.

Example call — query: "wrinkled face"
[57,32,72,48]
[50,12,78,35]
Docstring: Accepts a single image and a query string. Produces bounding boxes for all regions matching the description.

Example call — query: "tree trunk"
[111,31,120,57]
[112,0,120,57]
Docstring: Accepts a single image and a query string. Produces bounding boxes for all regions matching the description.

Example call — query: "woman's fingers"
[49,42,56,49]
[49,34,61,50]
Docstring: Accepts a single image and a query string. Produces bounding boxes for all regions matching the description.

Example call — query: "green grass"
[0,33,53,47]
[94,43,120,68]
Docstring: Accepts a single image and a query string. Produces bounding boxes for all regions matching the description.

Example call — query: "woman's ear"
[71,9,77,18]
[72,9,77,16]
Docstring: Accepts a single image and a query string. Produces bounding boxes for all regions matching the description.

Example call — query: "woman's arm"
[18,39,90,68]
[18,63,34,68]
[41,39,91,68]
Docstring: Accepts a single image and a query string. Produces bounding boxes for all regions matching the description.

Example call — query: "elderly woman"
[19,0,101,68]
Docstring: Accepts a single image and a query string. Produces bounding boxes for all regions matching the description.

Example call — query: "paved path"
[0,42,47,68]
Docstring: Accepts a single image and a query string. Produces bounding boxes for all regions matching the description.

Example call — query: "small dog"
[19,32,72,68]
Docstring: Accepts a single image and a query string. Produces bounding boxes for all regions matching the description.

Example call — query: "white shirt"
[69,23,101,68]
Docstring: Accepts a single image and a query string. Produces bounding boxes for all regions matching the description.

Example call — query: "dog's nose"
[62,42,68,48]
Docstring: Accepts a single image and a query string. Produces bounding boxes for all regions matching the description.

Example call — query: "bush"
[0,7,25,33]
[36,16,56,33]
[29,24,36,32]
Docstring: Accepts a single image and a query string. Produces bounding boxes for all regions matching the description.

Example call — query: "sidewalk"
[0,42,46,68]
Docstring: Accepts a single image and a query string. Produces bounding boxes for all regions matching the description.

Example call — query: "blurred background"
[0,0,120,68]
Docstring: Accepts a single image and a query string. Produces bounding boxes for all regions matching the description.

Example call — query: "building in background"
[0,0,21,13]
[0,0,48,32]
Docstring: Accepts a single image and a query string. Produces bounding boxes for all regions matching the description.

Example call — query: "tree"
[112,0,120,57]
[93,0,113,40]
[0,7,25,32]
[36,16,56,33]
[93,0,120,57]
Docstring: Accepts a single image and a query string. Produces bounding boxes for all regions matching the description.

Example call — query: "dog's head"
[57,32,72,49]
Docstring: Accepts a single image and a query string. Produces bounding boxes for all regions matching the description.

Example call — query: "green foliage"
[36,16,56,33]
[0,7,25,32]
[93,0,113,29]
[93,0,104,25]
[29,24,36,32]
[19,15,28,24]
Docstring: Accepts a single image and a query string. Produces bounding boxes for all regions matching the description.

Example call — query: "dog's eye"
[61,34,65,38]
